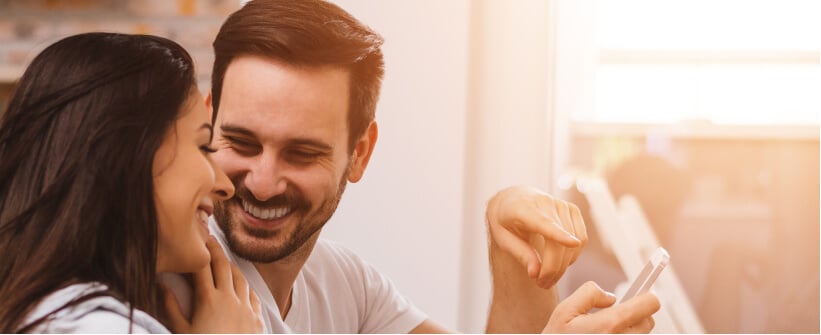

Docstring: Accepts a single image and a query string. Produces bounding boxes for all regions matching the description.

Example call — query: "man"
[190,0,659,332]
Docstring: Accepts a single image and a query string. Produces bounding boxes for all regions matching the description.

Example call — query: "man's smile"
[241,199,292,221]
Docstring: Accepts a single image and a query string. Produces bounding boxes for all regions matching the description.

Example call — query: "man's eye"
[295,151,320,158]
[288,150,322,162]
[225,137,259,155]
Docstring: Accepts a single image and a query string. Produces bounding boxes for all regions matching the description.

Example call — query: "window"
[556,2,820,333]
[577,0,820,125]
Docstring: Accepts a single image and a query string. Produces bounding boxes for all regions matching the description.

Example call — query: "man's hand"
[487,185,588,288]
[543,281,660,333]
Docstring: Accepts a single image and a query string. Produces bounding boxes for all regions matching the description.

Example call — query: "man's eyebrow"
[220,124,255,137]
[219,124,333,151]
[286,139,333,152]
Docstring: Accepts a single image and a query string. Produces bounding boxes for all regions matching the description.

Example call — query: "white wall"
[321,0,470,331]
[321,1,557,332]
[458,1,556,332]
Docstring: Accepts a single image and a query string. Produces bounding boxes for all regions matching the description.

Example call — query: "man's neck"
[252,231,321,319]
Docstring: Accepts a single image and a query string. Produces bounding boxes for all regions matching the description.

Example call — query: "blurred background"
[0,0,818,333]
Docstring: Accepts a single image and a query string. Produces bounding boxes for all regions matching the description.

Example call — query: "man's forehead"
[224,55,352,81]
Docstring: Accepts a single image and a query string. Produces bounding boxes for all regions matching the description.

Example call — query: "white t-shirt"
[22,282,169,333]
[210,218,428,333]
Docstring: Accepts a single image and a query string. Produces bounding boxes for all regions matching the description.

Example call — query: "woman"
[0,33,262,333]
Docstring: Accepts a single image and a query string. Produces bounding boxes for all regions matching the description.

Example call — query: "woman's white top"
[22,282,170,333]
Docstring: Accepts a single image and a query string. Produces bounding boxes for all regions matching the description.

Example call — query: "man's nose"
[244,156,287,201]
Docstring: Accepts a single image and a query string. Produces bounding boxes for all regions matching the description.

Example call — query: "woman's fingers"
[187,237,264,333]
[207,236,234,290]
[251,291,261,313]
[232,263,250,302]
[192,239,217,296]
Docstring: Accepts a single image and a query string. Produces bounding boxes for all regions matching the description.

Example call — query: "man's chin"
[224,222,294,263]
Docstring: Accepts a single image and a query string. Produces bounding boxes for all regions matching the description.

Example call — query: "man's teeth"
[242,200,291,220]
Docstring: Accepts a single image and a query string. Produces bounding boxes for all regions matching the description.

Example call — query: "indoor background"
[0,0,818,333]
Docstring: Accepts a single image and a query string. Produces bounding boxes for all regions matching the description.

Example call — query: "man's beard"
[214,171,349,264]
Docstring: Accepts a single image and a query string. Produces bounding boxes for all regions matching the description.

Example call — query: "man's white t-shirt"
[209,218,428,333]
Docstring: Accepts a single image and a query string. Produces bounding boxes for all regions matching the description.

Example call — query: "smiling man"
[195,0,661,333]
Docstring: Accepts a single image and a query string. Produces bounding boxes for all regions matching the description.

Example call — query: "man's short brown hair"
[211,0,385,152]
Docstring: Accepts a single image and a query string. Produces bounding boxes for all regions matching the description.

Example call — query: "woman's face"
[153,91,234,273]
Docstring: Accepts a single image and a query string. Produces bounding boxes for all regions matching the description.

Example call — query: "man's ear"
[348,121,378,183]
[204,90,213,108]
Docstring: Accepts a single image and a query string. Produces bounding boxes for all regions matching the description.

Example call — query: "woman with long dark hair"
[0,32,262,333]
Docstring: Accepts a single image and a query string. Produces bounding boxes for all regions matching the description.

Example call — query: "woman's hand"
[163,237,263,333]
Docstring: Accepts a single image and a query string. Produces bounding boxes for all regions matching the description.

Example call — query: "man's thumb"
[562,281,617,314]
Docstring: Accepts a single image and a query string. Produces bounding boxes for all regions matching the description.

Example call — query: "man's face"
[210,55,353,263]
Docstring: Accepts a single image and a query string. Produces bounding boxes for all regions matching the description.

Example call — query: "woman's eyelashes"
[200,144,218,154]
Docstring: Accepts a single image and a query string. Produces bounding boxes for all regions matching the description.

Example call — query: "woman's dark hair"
[0,32,198,332]
[211,0,385,152]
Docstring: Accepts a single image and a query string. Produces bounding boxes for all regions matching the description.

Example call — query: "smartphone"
[618,247,670,303]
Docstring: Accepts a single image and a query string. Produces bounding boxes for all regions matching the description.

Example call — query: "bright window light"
[582,0,821,125]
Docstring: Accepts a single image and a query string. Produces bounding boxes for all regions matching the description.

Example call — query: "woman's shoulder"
[24,282,169,333]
